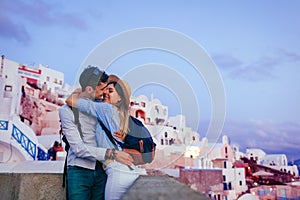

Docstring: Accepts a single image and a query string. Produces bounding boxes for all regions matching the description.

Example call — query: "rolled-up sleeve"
[59,106,106,161]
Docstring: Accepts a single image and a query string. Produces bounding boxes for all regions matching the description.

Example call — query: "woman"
[66,75,146,200]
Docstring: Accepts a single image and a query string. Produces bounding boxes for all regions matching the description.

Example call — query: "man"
[59,66,133,200]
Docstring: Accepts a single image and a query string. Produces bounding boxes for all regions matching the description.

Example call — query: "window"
[161,139,164,145]
[228,182,232,190]
[225,147,228,154]
[141,102,146,107]
[281,189,286,197]
[223,183,227,190]
[258,189,264,196]
[5,85,12,91]
[54,78,58,84]
[224,161,227,168]
[223,175,226,181]
[239,181,242,186]
[155,105,159,113]
[59,80,63,85]
[46,76,50,81]
[165,132,168,138]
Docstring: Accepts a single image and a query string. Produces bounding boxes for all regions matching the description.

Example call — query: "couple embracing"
[59,66,155,200]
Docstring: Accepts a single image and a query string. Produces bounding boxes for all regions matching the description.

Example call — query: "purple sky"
[1,0,300,160]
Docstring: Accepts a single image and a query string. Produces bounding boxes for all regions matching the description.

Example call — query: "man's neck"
[80,91,93,100]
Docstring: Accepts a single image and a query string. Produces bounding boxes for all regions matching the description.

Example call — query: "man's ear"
[85,86,94,93]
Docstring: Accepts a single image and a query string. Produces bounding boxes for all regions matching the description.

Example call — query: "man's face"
[94,82,107,100]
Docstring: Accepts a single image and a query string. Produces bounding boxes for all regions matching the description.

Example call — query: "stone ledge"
[122,175,209,200]
[0,171,208,200]
[0,173,66,200]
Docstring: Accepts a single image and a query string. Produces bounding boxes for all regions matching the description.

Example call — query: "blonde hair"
[107,75,131,134]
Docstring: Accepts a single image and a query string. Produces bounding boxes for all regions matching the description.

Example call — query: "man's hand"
[114,150,134,167]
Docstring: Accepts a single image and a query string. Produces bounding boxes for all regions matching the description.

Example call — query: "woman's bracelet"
[111,148,117,160]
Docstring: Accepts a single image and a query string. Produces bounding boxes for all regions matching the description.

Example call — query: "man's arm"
[59,105,106,161]
[67,95,119,139]
[59,105,133,165]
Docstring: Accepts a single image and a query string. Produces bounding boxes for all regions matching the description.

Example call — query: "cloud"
[0,13,31,44]
[222,119,300,160]
[0,0,88,44]
[212,54,243,70]
[228,55,279,81]
[213,50,300,81]
[277,49,300,62]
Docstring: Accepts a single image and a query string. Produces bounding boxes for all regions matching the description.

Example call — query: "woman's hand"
[65,88,81,107]
[113,130,126,141]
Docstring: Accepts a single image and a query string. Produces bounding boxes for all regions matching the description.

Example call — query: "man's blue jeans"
[67,162,107,200]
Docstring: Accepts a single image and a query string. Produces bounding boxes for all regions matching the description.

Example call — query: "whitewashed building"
[182,135,248,199]
[247,148,299,177]
[246,148,266,164]
[0,56,69,162]
[129,95,199,148]
[0,56,48,162]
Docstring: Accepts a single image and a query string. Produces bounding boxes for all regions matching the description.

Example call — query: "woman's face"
[103,83,121,105]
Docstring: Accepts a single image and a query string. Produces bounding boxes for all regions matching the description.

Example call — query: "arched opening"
[135,110,145,122]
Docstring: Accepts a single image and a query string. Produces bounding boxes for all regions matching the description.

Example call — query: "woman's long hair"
[106,77,131,134]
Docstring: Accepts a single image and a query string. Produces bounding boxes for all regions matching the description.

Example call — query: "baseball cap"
[79,65,108,90]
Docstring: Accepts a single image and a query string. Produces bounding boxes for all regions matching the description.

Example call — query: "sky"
[1,0,300,160]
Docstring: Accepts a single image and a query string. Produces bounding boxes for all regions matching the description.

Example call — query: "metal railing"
[1,120,48,160]
[0,120,8,130]
[12,124,37,160]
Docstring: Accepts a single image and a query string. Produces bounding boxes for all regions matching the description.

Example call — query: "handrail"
[1,120,48,161]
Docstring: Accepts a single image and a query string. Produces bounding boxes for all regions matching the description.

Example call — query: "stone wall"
[0,173,208,200]
[0,173,66,200]
[179,168,223,196]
